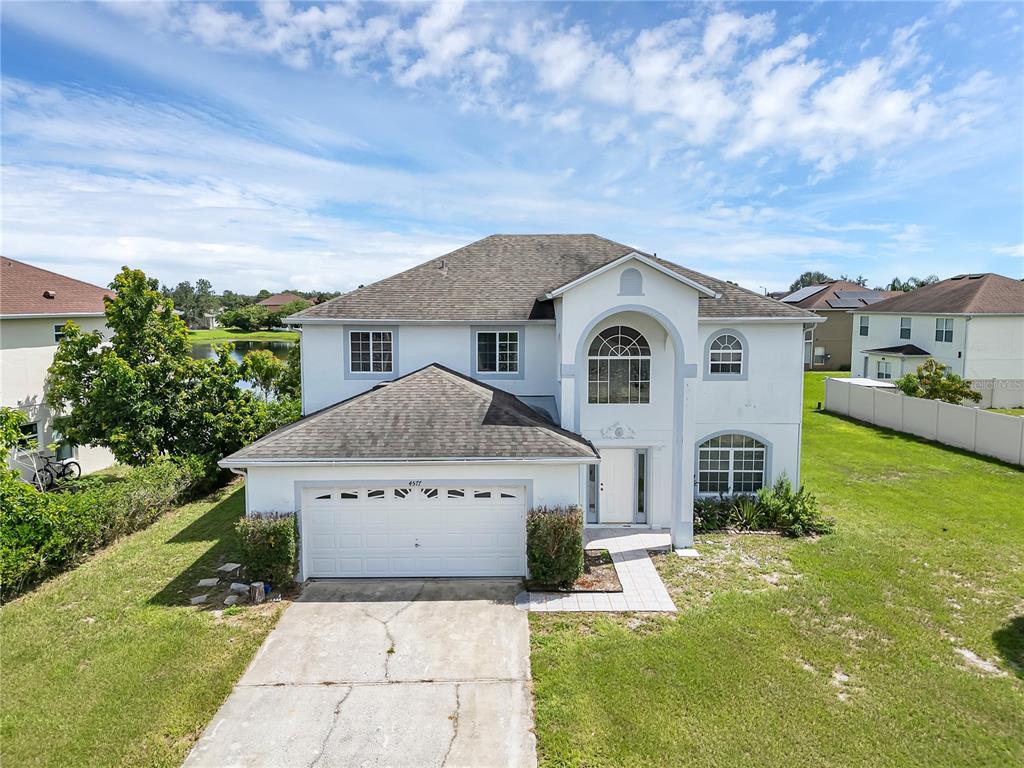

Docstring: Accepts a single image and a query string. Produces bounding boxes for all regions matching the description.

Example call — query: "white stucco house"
[221,235,821,580]
[1,257,117,478]
[852,272,1024,407]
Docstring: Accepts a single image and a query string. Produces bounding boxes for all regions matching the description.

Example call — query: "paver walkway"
[519,529,677,613]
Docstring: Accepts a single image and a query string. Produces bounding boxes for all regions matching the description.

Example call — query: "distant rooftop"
[862,273,1024,314]
[781,280,900,310]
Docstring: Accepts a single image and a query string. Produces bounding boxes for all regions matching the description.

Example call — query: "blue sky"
[2,1,1022,294]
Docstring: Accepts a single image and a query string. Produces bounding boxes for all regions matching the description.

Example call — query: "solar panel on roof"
[826,299,864,308]
[834,290,875,299]
[782,284,830,303]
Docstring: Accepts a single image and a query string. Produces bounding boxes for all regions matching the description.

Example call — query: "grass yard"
[0,483,284,768]
[530,372,1023,767]
[989,407,1024,417]
[188,328,299,343]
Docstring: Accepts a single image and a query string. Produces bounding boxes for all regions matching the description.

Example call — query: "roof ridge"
[1,256,113,294]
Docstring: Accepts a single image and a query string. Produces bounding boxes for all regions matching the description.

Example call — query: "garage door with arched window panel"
[302,485,527,577]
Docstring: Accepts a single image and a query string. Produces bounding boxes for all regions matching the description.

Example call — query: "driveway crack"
[361,582,427,681]
[308,685,353,767]
[440,683,461,767]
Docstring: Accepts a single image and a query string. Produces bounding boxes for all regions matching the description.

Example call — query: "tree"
[255,289,272,301]
[886,275,940,292]
[277,344,301,401]
[242,350,284,402]
[837,273,868,287]
[45,267,267,467]
[220,304,271,331]
[894,359,982,405]
[269,298,311,328]
[788,271,833,292]
[220,290,252,311]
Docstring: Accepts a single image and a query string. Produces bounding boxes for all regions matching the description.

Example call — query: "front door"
[599,449,636,524]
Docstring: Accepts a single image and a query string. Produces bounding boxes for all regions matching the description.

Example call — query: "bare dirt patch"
[525,549,622,593]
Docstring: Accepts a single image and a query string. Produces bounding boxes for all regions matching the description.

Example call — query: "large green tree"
[895,359,982,405]
[46,268,267,466]
[788,271,833,292]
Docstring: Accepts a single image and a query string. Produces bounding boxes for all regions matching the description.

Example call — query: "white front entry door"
[599,449,635,524]
[302,485,527,577]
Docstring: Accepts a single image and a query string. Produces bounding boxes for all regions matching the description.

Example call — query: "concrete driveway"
[183,579,536,768]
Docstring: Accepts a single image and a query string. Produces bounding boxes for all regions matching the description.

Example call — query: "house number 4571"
[407,480,423,486]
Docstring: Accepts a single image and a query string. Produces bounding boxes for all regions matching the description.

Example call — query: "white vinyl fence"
[824,378,1024,466]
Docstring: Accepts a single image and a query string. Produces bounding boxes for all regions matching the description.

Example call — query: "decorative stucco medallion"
[600,421,635,439]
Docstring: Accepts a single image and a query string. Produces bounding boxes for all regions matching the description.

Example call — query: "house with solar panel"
[779,281,901,371]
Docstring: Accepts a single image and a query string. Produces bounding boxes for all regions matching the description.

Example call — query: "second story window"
[53,323,67,343]
[476,331,519,373]
[900,317,912,339]
[859,316,869,336]
[708,333,744,375]
[588,325,651,404]
[349,330,393,373]
[935,318,953,343]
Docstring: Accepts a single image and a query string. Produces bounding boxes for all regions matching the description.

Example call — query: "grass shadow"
[149,486,247,607]
[992,616,1023,679]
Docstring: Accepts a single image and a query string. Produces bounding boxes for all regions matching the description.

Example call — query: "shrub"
[755,474,834,538]
[526,505,583,588]
[693,494,732,532]
[236,513,296,588]
[0,456,205,601]
[729,495,763,530]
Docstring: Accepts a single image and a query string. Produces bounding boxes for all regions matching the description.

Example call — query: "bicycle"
[33,454,81,490]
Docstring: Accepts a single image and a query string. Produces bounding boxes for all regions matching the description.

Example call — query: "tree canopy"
[886,275,940,292]
[894,359,982,405]
[788,271,833,292]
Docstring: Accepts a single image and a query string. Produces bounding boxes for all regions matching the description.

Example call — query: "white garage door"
[302,484,527,577]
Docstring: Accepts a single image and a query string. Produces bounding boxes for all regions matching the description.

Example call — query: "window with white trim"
[587,326,651,404]
[697,434,766,495]
[859,316,869,336]
[877,360,893,380]
[813,346,826,365]
[53,323,67,343]
[900,317,912,340]
[708,333,743,375]
[18,422,40,450]
[350,330,393,372]
[476,330,519,373]
[935,317,953,343]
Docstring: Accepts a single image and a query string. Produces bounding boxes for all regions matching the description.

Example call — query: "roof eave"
[0,311,107,319]
[219,455,599,468]
[698,315,825,324]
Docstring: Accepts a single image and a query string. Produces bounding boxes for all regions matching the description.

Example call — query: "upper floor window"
[53,323,67,343]
[476,331,519,373]
[350,330,393,373]
[859,316,869,336]
[935,318,953,343]
[708,333,743,376]
[18,422,40,450]
[587,325,650,404]
[900,317,912,340]
[697,433,766,495]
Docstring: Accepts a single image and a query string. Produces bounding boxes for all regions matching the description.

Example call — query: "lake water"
[189,339,294,364]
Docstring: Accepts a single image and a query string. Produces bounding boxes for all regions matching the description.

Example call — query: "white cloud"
[993,243,1024,258]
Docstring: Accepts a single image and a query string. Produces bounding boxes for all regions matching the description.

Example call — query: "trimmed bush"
[236,513,296,588]
[526,505,584,588]
[692,473,834,538]
[0,456,204,602]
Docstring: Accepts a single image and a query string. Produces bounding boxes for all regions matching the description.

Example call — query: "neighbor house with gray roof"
[851,272,1024,406]
[221,235,822,580]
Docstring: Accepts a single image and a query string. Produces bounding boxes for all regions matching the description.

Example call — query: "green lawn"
[188,328,299,343]
[531,372,1023,767]
[0,484,284,768]
[989,407,1024,417]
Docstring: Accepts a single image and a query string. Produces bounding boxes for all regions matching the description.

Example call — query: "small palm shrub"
[526,506,584,588]
[693,495,732,532]
[236,513,297,588]
[730,495,763,530]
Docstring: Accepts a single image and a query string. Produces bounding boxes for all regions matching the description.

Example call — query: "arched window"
[588,325,651,404]
[708,332,744,376]
[619,267,643,296]
[697,433,766,495]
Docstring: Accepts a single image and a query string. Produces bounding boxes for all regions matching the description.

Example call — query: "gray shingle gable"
[221,364,599,464]
[291,234,815,323]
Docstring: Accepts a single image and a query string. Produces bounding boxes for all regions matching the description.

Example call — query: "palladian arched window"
[708,333,743,376]
[587,325,651,404]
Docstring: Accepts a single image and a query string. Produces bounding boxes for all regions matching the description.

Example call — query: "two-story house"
[780,280,899,371]
[221,235,820,580]
[1,257,116,477]
[852,273,1024,406]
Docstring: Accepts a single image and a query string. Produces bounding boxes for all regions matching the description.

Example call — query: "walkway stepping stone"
[190,594,208,605]
[217,562,242,573]
[223,595,239,606]
[230,582,249,593]
[197,577,219,587]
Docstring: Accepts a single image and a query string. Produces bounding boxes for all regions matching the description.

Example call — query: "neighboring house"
[193,311,220,330]
[780,281,900,371]
[221,235,821,580]
[257,292,305,313]
[852,273,1024,406]
[0,258,117,477]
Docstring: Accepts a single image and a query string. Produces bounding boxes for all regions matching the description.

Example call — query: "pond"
[189,339,294,364]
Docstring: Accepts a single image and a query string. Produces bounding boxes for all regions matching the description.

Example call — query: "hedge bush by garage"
[0,456,205,602]
[236,513,296,588]
[526,505,584,588]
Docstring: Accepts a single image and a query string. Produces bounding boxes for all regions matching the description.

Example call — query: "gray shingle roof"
[861,273,1024,314]
[292,235,815,323]
[221,364,598,464]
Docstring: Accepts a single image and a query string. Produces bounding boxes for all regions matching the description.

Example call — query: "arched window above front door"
[587,325,651,404]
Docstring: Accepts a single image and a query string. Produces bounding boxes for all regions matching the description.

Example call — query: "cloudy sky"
[2,1,1022,295]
